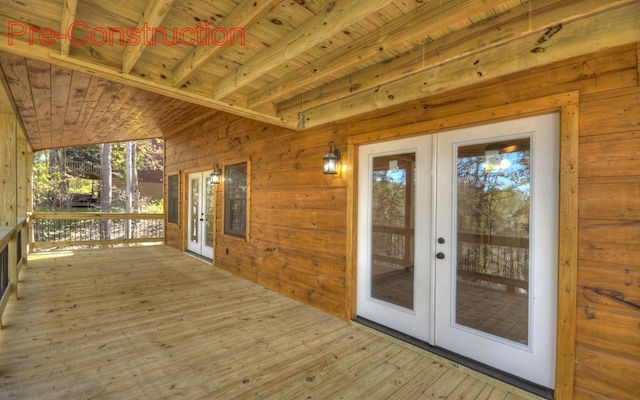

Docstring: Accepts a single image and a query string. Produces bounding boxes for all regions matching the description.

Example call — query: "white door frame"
[355,113,559,388]
[434,113,559,388]
[356,136,433,342]
[187,170,214,259]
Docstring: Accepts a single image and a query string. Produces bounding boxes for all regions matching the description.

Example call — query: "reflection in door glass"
[190,178,199,242]
[370,153,415,309]
[455,138,531,344]
[205,176,215,247]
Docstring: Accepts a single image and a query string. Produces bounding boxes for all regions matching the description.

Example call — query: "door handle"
[436,252,445,259]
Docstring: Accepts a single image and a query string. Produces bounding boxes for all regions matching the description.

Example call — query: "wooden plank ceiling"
[0,0,637,151]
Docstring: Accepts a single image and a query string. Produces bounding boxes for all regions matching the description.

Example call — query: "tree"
[100,143,112,240]
[124,141,141,240]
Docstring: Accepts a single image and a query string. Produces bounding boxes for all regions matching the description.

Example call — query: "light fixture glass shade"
[323,142,340,174]
[210,164,222,184]
[323,151,339,174]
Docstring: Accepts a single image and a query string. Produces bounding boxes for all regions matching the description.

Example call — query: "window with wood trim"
[224,162,248,239]
[167,174,179,224]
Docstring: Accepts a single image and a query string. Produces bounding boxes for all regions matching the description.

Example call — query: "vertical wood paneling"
[16,124,27,216]
[0,112,17,227]
[555,102,579,400]
[25,143,32,213]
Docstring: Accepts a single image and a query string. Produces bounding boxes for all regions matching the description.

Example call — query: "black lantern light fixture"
[210,164,222,184]
[323,142,341,174]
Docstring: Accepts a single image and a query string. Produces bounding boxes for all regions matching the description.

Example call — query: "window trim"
[167,173,179,225]
[223,160,250,240]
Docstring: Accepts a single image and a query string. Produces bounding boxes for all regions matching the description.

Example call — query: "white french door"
[357,113,559,388]
[357,136,434,342]
[187,170,215,259]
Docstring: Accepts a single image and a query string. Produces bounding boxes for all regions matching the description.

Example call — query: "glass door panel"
[370,154,416,310]
[455,138,531,344]
[189,177,200,243]
[357,136,433,343]
[187,171,214,259]
[205,175,215,249]
[435,113,559,388]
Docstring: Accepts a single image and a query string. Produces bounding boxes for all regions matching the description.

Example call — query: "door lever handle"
[436,252,445,259]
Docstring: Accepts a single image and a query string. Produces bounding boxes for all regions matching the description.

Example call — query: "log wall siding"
[165,114,349,317]
[165,43,640,398]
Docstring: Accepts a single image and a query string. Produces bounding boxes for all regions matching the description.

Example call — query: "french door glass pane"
[370,153,415,309]
[190,178,199,242]
[455,138,531,344]
[205,176,215,247]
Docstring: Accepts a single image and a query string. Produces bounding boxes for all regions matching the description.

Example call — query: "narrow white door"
[357,136,433,342]
[187,170,214,259]
[434,113,559,388]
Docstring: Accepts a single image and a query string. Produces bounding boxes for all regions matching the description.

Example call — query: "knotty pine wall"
[165,43,639,399]
[165,113,348,317]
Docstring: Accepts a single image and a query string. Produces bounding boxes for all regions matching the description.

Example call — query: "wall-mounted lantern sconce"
[323,142,341,174]
[210,164,222,184]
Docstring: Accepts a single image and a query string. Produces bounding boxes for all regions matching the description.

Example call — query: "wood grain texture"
[0,246,541,399]
[1,0,635,143]
[0,112,17,227]
[163,42,640,398]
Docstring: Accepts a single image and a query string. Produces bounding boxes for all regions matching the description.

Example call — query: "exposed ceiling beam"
[248,0,510,109]
[59,0,78,56]
[212,0,393,101]
[278,0,632,117]
[298,1,640,129]
[122,0,175,74]
[172,0,281,88]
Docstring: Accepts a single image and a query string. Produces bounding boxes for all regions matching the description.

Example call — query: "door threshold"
[352,317,554,400]
[184,250,212,263]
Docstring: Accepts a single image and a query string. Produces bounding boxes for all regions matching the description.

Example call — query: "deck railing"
[30,212,164,251]
[0,215,29,327]
[372,224,528,291]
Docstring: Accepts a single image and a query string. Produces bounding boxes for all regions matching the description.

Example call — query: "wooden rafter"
[248,0,509,109]
[212,0,394,100]
[172,0,281,88]
[121,0,175,74]
[296,0,640,128]
[59,0,78,56]
[0,0,636,150]
[277,0,631,116]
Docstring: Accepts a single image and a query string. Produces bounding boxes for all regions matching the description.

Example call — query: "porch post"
[0,112,17,227]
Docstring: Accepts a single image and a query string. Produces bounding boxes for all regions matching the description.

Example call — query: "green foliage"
[68,178,96,194]
[32,140,164,212]
[33,150,65,210]
[372,168,410,227]
[141,199,164,214]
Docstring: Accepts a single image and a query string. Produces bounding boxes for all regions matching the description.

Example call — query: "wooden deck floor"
[0,246,542,399]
